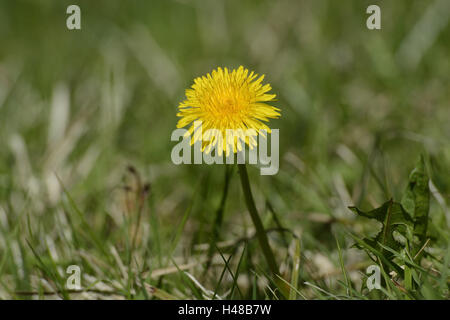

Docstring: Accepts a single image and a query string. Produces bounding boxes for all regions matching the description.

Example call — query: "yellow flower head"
[176,66,281,156]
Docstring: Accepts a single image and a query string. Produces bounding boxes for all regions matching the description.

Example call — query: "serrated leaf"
[349,199,413,260]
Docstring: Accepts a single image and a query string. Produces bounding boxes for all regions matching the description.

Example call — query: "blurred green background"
[0,0,448,299]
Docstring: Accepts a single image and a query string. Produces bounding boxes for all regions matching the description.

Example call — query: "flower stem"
[238,163,279,276]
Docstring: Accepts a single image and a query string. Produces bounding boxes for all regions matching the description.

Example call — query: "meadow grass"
[0,0,448,299]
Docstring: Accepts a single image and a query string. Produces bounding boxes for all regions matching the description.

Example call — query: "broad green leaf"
[401,155,430,247]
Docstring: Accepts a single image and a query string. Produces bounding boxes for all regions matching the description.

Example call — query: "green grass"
[0,0,449,300]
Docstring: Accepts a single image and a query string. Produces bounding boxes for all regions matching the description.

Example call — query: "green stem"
[238,164,279,276]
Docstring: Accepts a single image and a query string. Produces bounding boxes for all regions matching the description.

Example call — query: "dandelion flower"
[176,66,280,156]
